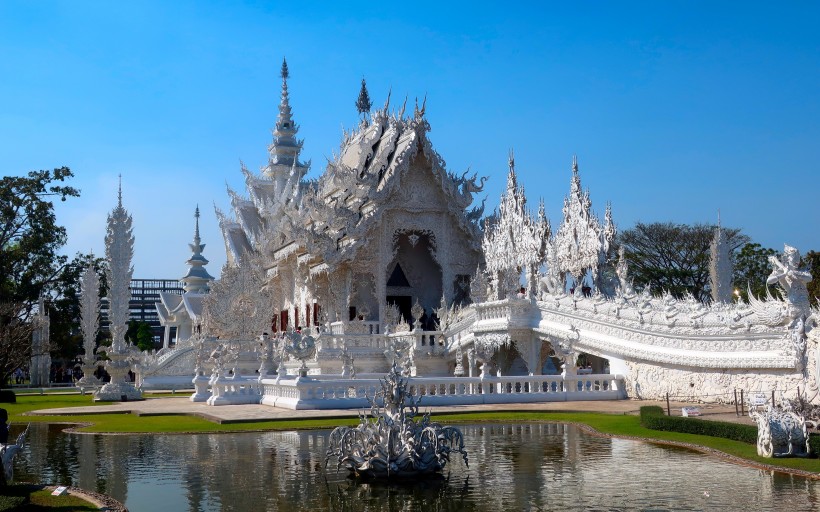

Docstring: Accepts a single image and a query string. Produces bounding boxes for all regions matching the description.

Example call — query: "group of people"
[11,368,27,385]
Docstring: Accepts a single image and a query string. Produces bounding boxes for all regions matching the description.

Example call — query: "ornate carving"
[96,183,142,401]
[749,400,811,457]
[325,363,468,478]
[77,262,101,389]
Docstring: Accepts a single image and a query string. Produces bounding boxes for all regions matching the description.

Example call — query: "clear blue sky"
[2,1,818,278]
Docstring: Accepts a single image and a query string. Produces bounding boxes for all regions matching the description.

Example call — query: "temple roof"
[218,65,487,270]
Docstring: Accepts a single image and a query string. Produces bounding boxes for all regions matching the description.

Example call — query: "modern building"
[101,279,184,345]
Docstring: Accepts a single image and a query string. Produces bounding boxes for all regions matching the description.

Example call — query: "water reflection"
[12,423,820,511]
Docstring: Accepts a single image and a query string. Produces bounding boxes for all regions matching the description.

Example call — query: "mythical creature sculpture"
[325,363,468,479]
[615,246,635,297]
[749,400,811,457]
[208,343,226,375]
[0,423,29,486]
[539,269,562,298]
[767,245,812,319]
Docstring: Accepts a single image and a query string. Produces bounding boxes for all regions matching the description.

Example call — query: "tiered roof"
[217,63,487,274]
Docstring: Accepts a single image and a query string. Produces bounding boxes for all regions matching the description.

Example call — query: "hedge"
[0,490,28,511]
[639,405,820,455]
[641,405,758,444]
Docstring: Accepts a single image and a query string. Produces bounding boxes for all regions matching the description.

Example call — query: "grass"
[5,395,820,475]
[0,485,97,511]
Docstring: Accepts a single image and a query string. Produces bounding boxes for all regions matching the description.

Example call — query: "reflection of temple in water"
[14,423,820,511]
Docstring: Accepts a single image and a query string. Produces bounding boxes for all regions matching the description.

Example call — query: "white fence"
[205,373,627,409]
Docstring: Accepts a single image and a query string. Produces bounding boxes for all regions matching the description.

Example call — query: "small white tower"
[181,206,215,293]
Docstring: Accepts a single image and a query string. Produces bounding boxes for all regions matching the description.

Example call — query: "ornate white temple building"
[141,60,820,409]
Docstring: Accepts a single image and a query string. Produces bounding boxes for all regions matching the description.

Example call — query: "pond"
[13,422,820,511]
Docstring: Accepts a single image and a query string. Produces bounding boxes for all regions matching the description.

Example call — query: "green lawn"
[4,395,820,475]
[0,485,98,512]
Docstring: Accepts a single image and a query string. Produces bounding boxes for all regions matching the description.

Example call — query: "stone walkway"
[26,395,754,425]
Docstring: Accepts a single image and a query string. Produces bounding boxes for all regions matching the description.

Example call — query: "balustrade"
[206,372,625,408]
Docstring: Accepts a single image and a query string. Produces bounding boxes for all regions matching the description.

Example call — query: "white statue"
[767,244,812,318]
[615,246,635,297]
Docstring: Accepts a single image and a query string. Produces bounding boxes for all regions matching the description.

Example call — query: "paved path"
[26,396,754,425]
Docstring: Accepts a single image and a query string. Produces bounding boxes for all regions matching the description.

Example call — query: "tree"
[126,320,155,352]
[48,254,108,363]
[733,243,779,302]
[618,222,748,302]
[803,250,820,306]
[0,167,80,387]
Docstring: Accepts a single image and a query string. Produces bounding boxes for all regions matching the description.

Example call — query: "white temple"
[139,60,820,409]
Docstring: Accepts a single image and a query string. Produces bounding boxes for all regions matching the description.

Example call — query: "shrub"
[639,405,757,444]
[0,390,15,404]
[0,485,29,511]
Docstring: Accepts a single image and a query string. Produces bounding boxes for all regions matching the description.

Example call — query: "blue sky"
[2,1,818,278]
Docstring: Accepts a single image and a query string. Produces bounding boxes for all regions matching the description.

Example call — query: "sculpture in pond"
[749,400,811,458]
[325,363,468,479]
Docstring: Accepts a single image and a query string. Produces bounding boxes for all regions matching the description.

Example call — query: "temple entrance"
[386,231,443,321]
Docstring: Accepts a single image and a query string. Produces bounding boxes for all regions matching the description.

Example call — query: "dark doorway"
[386,295,412,324]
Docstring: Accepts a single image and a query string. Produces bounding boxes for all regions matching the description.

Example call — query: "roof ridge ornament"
[280,57,289,80]
[356,77,373,118]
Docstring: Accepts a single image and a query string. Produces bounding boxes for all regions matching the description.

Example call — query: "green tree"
[126,320,155,352]
[733,243,779,302]
[49,254,108,363]
[803,250,820,306]
[618,222,748,302]
[0,167,79,387]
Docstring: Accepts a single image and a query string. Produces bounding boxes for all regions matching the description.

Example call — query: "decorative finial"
[280,58,289,80]
[117,174,122,206]
[399,95,408,119]
[383,87,392,111]
[508,149,515,171]
[356,77,372,116]
[194,204,201,240]
[572,154,578,173]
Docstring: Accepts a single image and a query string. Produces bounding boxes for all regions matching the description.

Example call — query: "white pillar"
[163,325,171,349]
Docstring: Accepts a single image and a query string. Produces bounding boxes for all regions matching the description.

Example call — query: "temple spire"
[506,149,517,192]
[181,205,215,293]
[280,58,289,80]
[264,57,310,189]
[356,77,372,117]
[194,204,201,244]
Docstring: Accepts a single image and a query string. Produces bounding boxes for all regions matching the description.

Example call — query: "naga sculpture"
[0,423,29,486]
[325,363,468,479]
[749,400,811,458]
